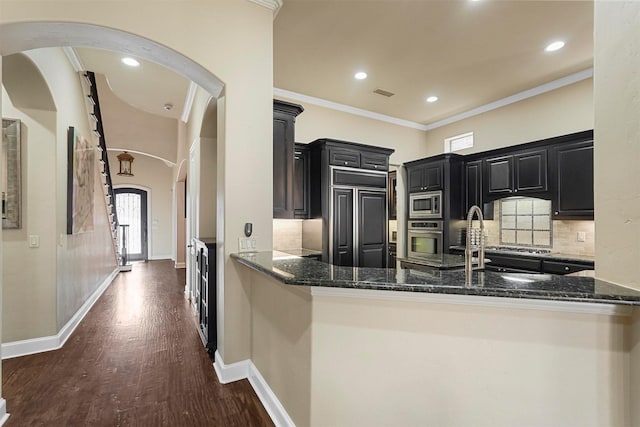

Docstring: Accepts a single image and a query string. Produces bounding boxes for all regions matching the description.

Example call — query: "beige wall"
[250,270,312,426]
[594,1,640,290]
[310,294,629,427]
[1,85,58,341]
[28,47,116,331]
[199,136,217,238]
[281,98,430,165]
[108,151,174,259]
[423,78,594,157]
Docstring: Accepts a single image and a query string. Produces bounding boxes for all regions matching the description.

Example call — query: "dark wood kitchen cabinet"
[484,149,547,200]
[293,143,310,219]
[550,139,594,219]
[273,99,304,219]
[332,188,354,266]
[193,238,217,354]
[357,190,387,267]
[465,160,483,212]
[388,170,397,219]
[308,138,393,267]
[331,187,387,267]
[464,160,494,220]
[407,161,443,193]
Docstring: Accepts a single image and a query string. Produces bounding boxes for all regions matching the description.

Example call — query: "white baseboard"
[0,398,9,425]
[149,254,172,260]
[247,362,296,427]
[175,262,186,269]
[213,350,250,384]
[213,351,295,427]
[1,268,119,360]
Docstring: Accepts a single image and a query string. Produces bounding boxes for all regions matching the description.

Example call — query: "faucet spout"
[465,205,485,281]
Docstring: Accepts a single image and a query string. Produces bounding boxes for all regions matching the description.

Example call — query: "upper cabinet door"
[424,162,443,191]
[407,162,443,193]
[514,149,547,193]
[273,113,294,218]
[484,149,548,200]
[293,144,309,219]
[388,170,397,220]
[407,167,425,193]
[465,160,483,212]
[551,140,594,219]
[485,155,514,197]
[273,100,303,219]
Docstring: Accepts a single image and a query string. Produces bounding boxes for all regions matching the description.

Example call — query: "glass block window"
[500,197,552,247]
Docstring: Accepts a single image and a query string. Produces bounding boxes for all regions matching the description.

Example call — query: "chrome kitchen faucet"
[465,205,486,284]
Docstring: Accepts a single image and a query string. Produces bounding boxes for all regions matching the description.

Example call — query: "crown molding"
[62,46,84,72]
[273,88,427,131]
[248,0,283,16]
[274,68,593,133]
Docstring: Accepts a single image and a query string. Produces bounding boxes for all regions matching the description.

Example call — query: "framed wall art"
[2,118,22,229]
[67,126,95,234]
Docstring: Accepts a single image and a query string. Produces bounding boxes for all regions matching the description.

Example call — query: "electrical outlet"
[577,231,586,242]
[238,237,257,252]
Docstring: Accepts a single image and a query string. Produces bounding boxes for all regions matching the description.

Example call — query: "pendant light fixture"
[117,151,134,176]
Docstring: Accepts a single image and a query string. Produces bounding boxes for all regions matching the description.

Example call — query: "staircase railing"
[82,71,120,263]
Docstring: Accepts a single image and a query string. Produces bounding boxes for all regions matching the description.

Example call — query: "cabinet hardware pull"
[565,267,570,271]
[555,211,559,215]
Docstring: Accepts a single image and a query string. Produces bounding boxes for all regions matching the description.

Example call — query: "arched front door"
[114,187,148,261]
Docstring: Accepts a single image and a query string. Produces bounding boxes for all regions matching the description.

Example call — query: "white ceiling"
[74,47,190,120]
[274,0,594,126]
[70,0,594,128]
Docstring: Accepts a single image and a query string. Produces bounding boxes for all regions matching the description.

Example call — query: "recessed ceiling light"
[545,41,565,52]
[354,71,368,80]
[426,96,438,103]
[121,57,140,67]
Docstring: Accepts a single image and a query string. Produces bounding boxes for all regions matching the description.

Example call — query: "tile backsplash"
[478,198,594,256]
[273,219,303,251]
[273,218,323,251]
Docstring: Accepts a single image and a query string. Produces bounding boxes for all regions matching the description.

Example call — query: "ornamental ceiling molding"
[248,0,283,17]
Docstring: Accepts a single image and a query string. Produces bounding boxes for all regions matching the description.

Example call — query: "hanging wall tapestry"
[67,126,95,234]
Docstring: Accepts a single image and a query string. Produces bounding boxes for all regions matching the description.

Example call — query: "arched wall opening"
[0,4,275,379]
[0,22,228,347]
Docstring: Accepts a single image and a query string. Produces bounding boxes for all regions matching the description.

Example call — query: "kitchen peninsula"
[233,251,640,426]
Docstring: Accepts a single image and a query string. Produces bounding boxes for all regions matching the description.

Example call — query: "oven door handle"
[408,230,442,234]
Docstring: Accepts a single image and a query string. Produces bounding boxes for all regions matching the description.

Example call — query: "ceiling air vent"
[373,88,395,97]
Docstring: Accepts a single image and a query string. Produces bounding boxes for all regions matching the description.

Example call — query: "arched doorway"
[114,187,149,262]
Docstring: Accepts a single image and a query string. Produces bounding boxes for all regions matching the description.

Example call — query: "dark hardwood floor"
[2,260,274,426]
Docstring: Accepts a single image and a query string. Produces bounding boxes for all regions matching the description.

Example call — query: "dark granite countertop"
[449,246,595,265]
[396,254,488,270]
[231,251,640,306]
[279,248,322,258]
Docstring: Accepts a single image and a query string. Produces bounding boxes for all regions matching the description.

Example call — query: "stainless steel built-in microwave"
[409,191,442,219]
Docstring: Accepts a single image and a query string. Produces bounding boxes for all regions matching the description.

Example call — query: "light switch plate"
[577,231,586,242]
[29,235,40,248]
[238,237,257,253]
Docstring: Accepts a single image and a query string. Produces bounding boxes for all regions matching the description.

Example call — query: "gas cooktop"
[484,246,552,255]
